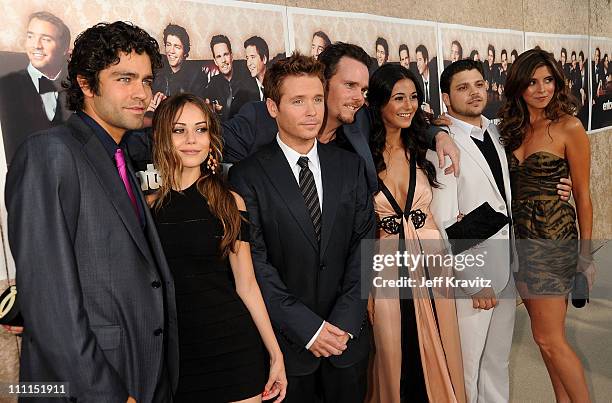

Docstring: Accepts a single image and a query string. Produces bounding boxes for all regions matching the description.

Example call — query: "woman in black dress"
[151,93,286,402]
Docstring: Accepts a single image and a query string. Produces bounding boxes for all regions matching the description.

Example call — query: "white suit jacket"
[427,115,515,296]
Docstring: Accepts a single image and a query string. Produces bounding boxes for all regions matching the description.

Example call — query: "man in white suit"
[427,59,516,403]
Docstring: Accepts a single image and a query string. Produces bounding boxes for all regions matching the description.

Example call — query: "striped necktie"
[297,156,321,243]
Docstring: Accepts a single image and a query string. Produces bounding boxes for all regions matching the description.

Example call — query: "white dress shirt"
[27,63,60,121]
[446,113,494,141]
[256,77,264,101]
[276,134,323,208]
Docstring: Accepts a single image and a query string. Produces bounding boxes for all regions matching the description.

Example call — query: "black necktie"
[297,156,321,243]
[39,76,56,94]
[226,81,233,112]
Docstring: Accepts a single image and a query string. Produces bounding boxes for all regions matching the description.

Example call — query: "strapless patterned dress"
[509,151,578,295]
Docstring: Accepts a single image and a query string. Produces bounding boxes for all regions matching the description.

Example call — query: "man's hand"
[308,322,348,358]
[471,287,497,310]
[435,131,461,177]
[557,177,572,201]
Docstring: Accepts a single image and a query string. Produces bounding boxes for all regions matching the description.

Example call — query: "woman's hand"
[262,355,287,402]
[1,325,23,335]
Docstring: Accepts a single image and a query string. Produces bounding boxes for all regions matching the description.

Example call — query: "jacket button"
[320,264,326,271]
[154,328,163,336]
[501,230,508,236]
[151,280,161,288]
[499,205,505,211]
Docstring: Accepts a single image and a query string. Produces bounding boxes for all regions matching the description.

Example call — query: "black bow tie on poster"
[39,76,57,94]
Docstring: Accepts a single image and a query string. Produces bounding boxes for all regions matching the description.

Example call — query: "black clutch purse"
[445,202,511,254]
[0,284,23,326]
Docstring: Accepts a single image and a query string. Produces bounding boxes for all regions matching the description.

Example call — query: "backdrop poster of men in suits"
[287,8,441,116]
[0,0,288,289]
[524,33,591,130]
[589,37,612,132]
[438,24,524,121]
[0,0,288,166]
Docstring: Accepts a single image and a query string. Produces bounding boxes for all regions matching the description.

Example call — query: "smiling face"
[501,53,508,69]
[325,56,369,126]
[376,44,387,67]
[267,74,324,148]
[522,65,556,111]
[26,17,67,77]
[416,51,427,75]
[450,43,461,62]
[487,49,494,66]
[212,42,233,77]
[80,51,153,141]
[311,35,326,60]
[399,49,410,69]
[443,68,488,120]
[245,45,266,80]
[381,78,419,131]
[165,34,186,72]
[171,102,211,172]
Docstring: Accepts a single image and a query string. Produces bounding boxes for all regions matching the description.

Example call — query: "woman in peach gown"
[366,64,466,403]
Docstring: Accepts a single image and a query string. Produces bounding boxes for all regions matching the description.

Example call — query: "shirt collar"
[27,63,61,90]
[77,110,124,159]
[447,114,491,141]
[276,133,320,172]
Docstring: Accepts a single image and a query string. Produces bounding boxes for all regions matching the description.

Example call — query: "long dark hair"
[498,48,578,151]
[152,94,242,257]
[368,64,438,188]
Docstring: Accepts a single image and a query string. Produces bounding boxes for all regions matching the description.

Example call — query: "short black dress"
[152,183,267,402]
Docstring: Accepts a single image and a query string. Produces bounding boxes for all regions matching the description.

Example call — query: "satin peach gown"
[367,167,466,403]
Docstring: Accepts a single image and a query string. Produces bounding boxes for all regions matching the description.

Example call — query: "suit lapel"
[451,128,502,201]
[318,145,341,258]
[257,142,319,252]
[489,126,513,211]
[343,108,377,190]
[68,116,156,267]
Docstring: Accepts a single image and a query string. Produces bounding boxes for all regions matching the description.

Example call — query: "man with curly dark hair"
[6,21,178,403]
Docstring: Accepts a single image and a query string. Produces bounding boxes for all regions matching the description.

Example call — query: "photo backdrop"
[0,0,611,278]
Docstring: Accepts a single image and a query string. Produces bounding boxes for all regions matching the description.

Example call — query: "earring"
[205,152,218,175]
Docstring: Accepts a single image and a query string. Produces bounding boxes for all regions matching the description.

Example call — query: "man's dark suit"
[0,69,69,164]
[228,141,375,401]
[5,115,179,402]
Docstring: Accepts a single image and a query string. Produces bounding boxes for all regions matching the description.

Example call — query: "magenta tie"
[114,148,139,216]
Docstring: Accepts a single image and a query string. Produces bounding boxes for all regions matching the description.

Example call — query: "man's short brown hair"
[263,52,325,105]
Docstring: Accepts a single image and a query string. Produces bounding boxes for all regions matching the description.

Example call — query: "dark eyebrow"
[111,71,138,78]
[174,120,208,126]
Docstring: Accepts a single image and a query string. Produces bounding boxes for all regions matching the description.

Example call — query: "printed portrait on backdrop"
[0,11,72,166]
[525,33,591,129]
[439,24,524,120]
[288,8,441,116]
[589,38,612,131]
